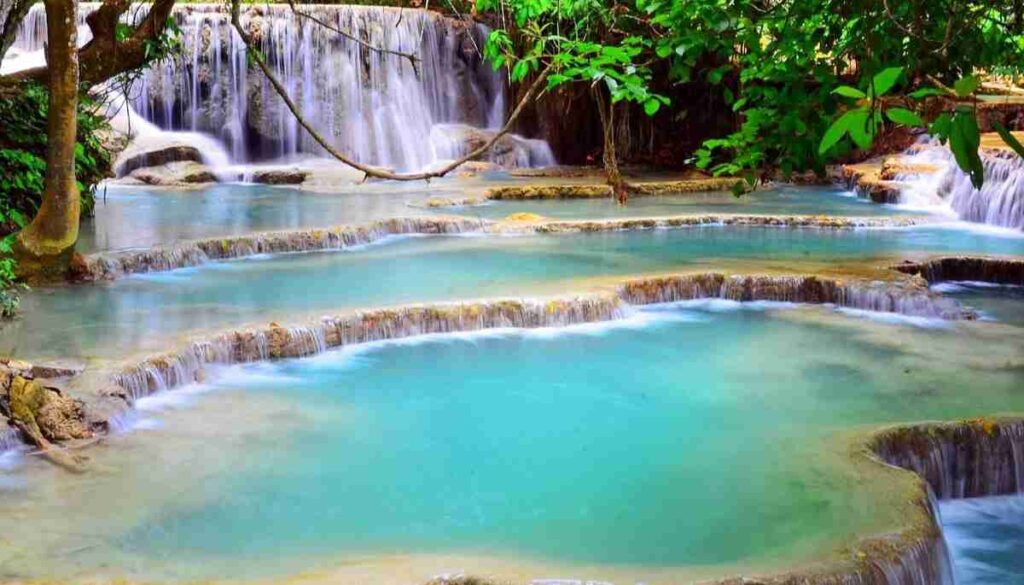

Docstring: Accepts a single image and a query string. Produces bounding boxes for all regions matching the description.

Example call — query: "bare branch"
[3,0,176,87]
[0,0,35,62]
[284,0,419,69]
[230,0,551,182]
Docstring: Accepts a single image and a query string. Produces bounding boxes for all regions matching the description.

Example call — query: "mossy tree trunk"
[592,84,628,204]
[13,0,80,283]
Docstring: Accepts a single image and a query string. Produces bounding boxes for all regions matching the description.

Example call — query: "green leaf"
[846,110,874,150]
[872,67,903,96]
[885,108,925,127]
[930,113,952,142]
[992,121,1024,159]
[833,86,866,99]
[949,113,984,188]
[643,99,661,116]
[818,111,852,154]
[954,75,980,98]
[908,87,945,99]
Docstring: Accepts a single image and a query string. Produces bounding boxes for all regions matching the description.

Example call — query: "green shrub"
[0,83,113,318]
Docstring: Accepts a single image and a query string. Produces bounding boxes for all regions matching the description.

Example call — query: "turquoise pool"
[1,304,1021,583]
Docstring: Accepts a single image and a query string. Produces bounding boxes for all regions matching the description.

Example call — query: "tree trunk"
[592,85,627,204]
[13,0,80,283]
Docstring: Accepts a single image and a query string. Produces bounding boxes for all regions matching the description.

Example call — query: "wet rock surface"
[894,256,1024,285]
[129,161,219,186]
[872,418,1024,499]
[117,145,204,176]
[250,168,310,185]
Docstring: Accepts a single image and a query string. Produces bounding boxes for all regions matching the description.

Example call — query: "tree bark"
[592,84,627,204]
[13,0,80,283]
[3,0,176,89]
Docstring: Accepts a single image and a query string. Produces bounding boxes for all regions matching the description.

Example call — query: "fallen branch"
[230,0,551,181]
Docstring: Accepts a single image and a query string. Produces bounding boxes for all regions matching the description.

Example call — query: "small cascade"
[10,3,554,172]
[858,533,955,585]
[871,420,1024,499]
[0,426,23,453]
[941,150,1024,230]
[111,296,625,400]
[892,257,1024,286]
[896,144,1024,229]
[75,216,486,279]
[618,274,975,320]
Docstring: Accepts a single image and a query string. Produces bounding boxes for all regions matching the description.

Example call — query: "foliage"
[0,83,113,315]
[818,67,1024,189]
[653,0,1024,183]
[476,0,668,119]
[484,0,1024,185]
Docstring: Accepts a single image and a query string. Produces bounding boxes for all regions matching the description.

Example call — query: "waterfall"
[897,144,1024,230]
[11,3,552,171]
[941,150,1024,230]
[9,3,553,172]
[872,420,1024,499]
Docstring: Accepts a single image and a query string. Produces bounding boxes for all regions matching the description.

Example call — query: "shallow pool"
[79,183,913,252]
[5,225,1023,360]
[0,305,1021,583]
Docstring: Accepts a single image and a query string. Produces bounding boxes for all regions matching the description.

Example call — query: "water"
[935,283,1024,326]
[5,226,1023,360]
[459,184,917,221]
[0,306,1021,583]
[10,4,554,171]
[940,495,1024,584]
[896,145,1024,230]
[82,184,917,253]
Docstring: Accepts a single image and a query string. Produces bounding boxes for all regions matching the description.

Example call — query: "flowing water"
[4,225,1022,361]
[79,184,909,253]
[940,495,1024,584]
[9,3,555,171]
[1,305,1022,583]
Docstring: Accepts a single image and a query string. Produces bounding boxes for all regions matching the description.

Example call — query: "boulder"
[250,168,309,185]
[129,161,219,186]
[117,144,205,176]
[6,376,91,443]
[430,124,555,169]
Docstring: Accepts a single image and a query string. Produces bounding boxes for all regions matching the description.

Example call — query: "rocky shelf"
[73,213,935,280]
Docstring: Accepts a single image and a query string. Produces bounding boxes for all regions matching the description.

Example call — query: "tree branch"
[0,0,35,62]
[284,0,419,70]
[230,0,551,181]
[3,0,176,87]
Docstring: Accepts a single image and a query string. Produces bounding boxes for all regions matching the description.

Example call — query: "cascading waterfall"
[8,3,554,172]
[897,143,1024,229]
[872,420,1024,499]
[941,149,1024,229]
[109,274,976,400]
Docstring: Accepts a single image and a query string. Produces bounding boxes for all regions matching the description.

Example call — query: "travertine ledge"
[893,256,1024,285]
[74,214,932,279]
[871,418,1024,499]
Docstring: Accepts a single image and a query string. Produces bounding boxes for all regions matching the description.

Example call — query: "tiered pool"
[1,180,1022,585]
[1,305,1022,583]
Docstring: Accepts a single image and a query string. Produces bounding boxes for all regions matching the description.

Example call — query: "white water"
[8,3,554,174]
[896,142,1023,230]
